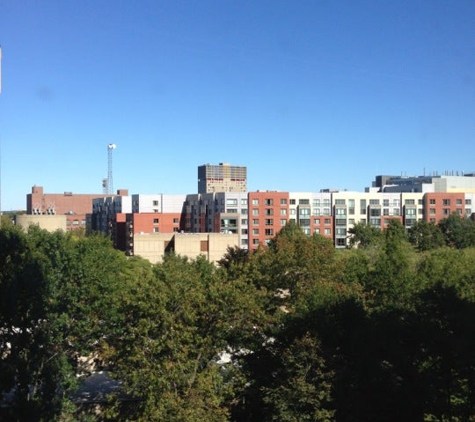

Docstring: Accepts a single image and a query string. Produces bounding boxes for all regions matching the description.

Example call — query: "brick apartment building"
[25,168,475,257]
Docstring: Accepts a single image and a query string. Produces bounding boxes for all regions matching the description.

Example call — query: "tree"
[438,213,475,249]
[0,225,129,421]
[105,254,264,422]
[347,222,383,249]
[408,220,444,251]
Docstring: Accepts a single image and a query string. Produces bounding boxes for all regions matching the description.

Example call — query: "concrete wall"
[16,215,67,232]
[132,232,239,264]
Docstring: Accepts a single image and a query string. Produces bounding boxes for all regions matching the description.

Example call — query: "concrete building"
[131,232,239,264]
[15,214,67,232]
[198,163,247,194]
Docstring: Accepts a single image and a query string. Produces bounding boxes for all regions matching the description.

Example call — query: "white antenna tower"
[107,143,116,195]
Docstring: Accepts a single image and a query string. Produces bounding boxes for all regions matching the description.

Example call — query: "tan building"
[16,214,67,232]
[131,232,239,264]
[198,163,247,194]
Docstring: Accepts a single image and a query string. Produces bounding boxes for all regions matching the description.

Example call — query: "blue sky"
[1,0,474,210]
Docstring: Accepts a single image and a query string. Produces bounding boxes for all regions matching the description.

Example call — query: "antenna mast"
[107,143,116,195]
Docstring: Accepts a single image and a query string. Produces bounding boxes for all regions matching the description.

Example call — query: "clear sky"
[1,0,474,210]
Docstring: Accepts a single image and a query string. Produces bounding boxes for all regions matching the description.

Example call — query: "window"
[252,219,259,225]
[324,218,331,225]
[393,208,400,216]
[265,199,274,205]
[430,199,436,205]
[241,228,248,235]
[290,209,296,215]
[280,219,287,226]
[443,199,451,206]
[335,199,345,205]
[265,209,274,216]
[300,208,310,215]
[280,198,287,205]
[241,199,247,205]
[313,199,320,207]
[466,209,472,215]
[430,218,436,223]
[253,239,260,245]
[383,199,389,207]
[323,208,330,215]
[406,208,416,216]
[348,219,355,224]
[227,209,237,213]
[252,209,259,215]
[265,229,274,236]
[383,209,389,216]
[456,199,463,205]
[153,227,159,233]
[299,219,310,226]
[336,238,346,246]
[336,228,346,235]
[241,209,248,215]
[280,208,287,215]
[153,200,159,206]
[73,219,79,225]
[430,209,436,215]
[418,208,423,215]
[302,228,310,235]
[265,219,273,226]
[227,199,237,205]
[241,219,248,225]
[323,199,330,206]
[370,218,381,226]
[173,218,179,223]
[252,229,259,235]
[252,199,259,205]
[336,219,346,226]
[466,199,472,205]
[314,228,320,234]
[153,218,159,224]
[290,199,296,205]
[324,228,331,235]
[405,199,415,205]
[360,199,367,214]
[336,208,346,215]
[370,208,381,216]
[314,208,321,216]
[370,199,379,205]
[299,199,310,205]
[314,218,320,225]
[443,208,450,215]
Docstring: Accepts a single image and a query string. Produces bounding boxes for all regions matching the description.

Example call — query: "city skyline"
[1,1,474,210]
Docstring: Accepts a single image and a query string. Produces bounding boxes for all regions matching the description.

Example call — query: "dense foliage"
[1,215,475,421]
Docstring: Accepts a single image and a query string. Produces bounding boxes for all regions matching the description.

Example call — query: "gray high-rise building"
[198,163,247,194]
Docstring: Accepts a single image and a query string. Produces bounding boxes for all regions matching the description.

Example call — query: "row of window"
[153,218,180,224]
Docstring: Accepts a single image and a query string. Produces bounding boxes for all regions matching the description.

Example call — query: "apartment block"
[198,163,247,194]
[248,191,290,248]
